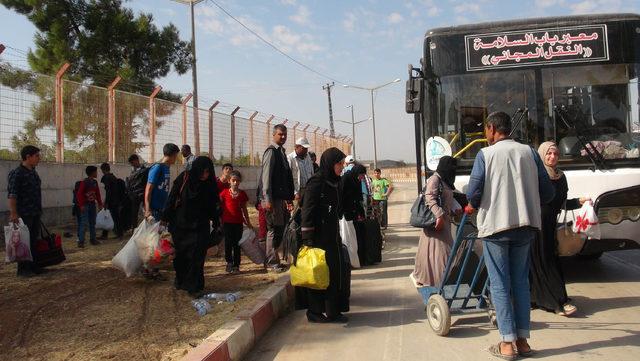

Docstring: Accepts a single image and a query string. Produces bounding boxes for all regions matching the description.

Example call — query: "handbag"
[33,222,66,268]
[557,201,586,257]
[409,179,442,229]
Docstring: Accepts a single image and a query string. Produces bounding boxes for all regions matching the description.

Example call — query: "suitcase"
[33,222,65,268]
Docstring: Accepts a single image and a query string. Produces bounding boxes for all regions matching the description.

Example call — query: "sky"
[1,0,639,162]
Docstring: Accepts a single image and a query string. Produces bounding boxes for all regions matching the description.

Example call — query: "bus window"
[543,64,640,160]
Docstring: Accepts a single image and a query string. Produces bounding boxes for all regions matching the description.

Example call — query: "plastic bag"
[4,219,32,263]
[239,228,266,265]
[96,209,114,231]
[339,217,360,268]
[112,219,147,276]
[146,231,174,267]
[290,246,329,290]
[572,201,601,239]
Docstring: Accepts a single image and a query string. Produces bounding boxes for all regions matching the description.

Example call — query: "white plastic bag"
[112,219,146,276]
[96,209,114,231]
[572,201,601,239]
[136,220,161,264]
[239,228,266,265]
[339,217,360,268]
[4,219,32,263]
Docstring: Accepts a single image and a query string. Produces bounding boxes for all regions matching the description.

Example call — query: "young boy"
[143,143,179,280]
[217,163,233,190]
[76,166,104,248]
[371,168,393,229]
[99,162,125,239]
[219,170,253,274]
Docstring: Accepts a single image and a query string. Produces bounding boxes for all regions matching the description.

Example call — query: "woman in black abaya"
[162,156,220,297]
[295,147,349,323]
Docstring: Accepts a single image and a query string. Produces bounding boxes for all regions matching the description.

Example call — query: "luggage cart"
[417,213,496,336]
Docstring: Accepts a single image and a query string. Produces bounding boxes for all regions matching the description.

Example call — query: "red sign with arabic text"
[465,25,609,71]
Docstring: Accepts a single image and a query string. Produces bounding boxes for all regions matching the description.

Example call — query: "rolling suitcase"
[363,218,383,265]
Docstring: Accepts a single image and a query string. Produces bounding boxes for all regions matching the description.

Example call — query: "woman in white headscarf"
[530,141,589,316]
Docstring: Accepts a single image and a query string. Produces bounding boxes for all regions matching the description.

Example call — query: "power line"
[206,0,347,85]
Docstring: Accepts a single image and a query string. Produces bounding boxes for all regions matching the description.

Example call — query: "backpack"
[116,178,128,200]
[127,166,150,198]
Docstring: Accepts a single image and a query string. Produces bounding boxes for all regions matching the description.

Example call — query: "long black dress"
[162,157,220,294]
[530,174,580,312]
[295,152,349,317]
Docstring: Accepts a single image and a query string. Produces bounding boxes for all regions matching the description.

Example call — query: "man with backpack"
[76,166,104,248]
[99,163,127,239]
[126,154,147,230]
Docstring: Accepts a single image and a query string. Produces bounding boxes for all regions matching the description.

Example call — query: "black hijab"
[436,156,457,190]
[188,156,215,190]
[318,147,346,183]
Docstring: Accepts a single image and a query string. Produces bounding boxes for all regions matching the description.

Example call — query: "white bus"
[406,13,640,258]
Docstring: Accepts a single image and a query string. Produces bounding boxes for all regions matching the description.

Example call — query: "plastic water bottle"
[225,292,241,302]
[191,299,211,316]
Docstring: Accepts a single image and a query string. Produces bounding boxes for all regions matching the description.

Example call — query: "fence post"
[107,76,121,163]
[230,106,240,162]
[249,111,258,166]
[322,129,328,153]
[181,93,193,153]
[292,122,300,144]
[149,86,162,162]
[303,125,310,142]
[266,115,274,145]
[313,127,319,153]
[208,101,219,159]
[54,62,70,163]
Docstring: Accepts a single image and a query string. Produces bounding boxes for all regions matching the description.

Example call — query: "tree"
[1,0,192,162]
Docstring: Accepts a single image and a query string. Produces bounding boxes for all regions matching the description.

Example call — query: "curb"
[182,275,294,361]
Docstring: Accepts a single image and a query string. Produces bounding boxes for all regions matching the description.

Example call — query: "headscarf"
[436,156,457,190]
[188,156,215,189]
[538,141,563,180]
[318,147,346,183]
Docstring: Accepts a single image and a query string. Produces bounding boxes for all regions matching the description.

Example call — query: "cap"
[295,137,311,148]
[345,155,355,164]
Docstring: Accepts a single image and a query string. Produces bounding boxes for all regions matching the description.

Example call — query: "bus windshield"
[432,62,640,167]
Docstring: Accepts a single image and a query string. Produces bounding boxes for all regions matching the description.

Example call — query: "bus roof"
[425,13,640,37]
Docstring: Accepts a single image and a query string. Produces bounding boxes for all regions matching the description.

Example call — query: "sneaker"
[89,239,101,246]
[77,242,85,248]
[225,263,233,274]
[231,267,240,274]
[269,264,287,273]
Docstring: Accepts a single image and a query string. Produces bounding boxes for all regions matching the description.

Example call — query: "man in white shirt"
[288,137,314,202]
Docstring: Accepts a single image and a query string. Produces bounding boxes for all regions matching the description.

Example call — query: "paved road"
[246,183,640,361]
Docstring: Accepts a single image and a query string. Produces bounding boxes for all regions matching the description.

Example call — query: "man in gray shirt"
[258,124,294,272]
[288,137,314,203]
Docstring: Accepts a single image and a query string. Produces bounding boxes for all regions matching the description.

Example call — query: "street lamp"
[172,0,205,153]
[335,113,372,160]
[343,78,401,169]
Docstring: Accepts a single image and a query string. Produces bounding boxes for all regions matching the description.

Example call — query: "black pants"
[172,225,210,293]
[129,195,143,229]
[224,223,243,267]
[17,215,41,275]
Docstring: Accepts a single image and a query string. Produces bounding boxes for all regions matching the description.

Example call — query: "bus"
[405,13,640,258]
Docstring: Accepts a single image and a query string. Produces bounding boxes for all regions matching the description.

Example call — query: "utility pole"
[323,82,336,137]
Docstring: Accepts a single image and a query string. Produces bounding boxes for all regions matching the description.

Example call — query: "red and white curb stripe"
[182,276,294,361]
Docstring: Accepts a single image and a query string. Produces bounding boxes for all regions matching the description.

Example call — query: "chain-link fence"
[0,63,352,165]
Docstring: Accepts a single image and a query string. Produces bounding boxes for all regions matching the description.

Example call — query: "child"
[219,170,253,274]
[76,166,104,248]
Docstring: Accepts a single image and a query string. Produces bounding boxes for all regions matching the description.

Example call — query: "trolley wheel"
[426,294,451,336]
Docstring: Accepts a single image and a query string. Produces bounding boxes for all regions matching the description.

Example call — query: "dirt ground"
[0,211,280,361]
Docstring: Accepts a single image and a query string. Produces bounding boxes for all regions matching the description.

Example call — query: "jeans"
[78,203,97,244]
[483,227,535,342]
[377,200,388,227]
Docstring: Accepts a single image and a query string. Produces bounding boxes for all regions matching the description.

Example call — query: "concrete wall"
[0,160,260,231]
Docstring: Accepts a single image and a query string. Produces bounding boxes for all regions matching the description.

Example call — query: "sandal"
[516,340,535,357]
[488,343,517,361]
[556,303,577,316]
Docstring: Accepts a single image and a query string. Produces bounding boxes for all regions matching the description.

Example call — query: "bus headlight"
[628,207,640,222]
[606,208,624,225]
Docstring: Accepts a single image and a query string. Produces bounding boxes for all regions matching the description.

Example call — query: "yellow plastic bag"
[290,246,329,290]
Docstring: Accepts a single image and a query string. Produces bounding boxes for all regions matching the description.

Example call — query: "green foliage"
[0,0,190,161]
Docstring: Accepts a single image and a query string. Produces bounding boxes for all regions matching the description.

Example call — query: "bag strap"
[175,172,189,208]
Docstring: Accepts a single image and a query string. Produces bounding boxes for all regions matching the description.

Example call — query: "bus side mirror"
[406,78,423,114]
